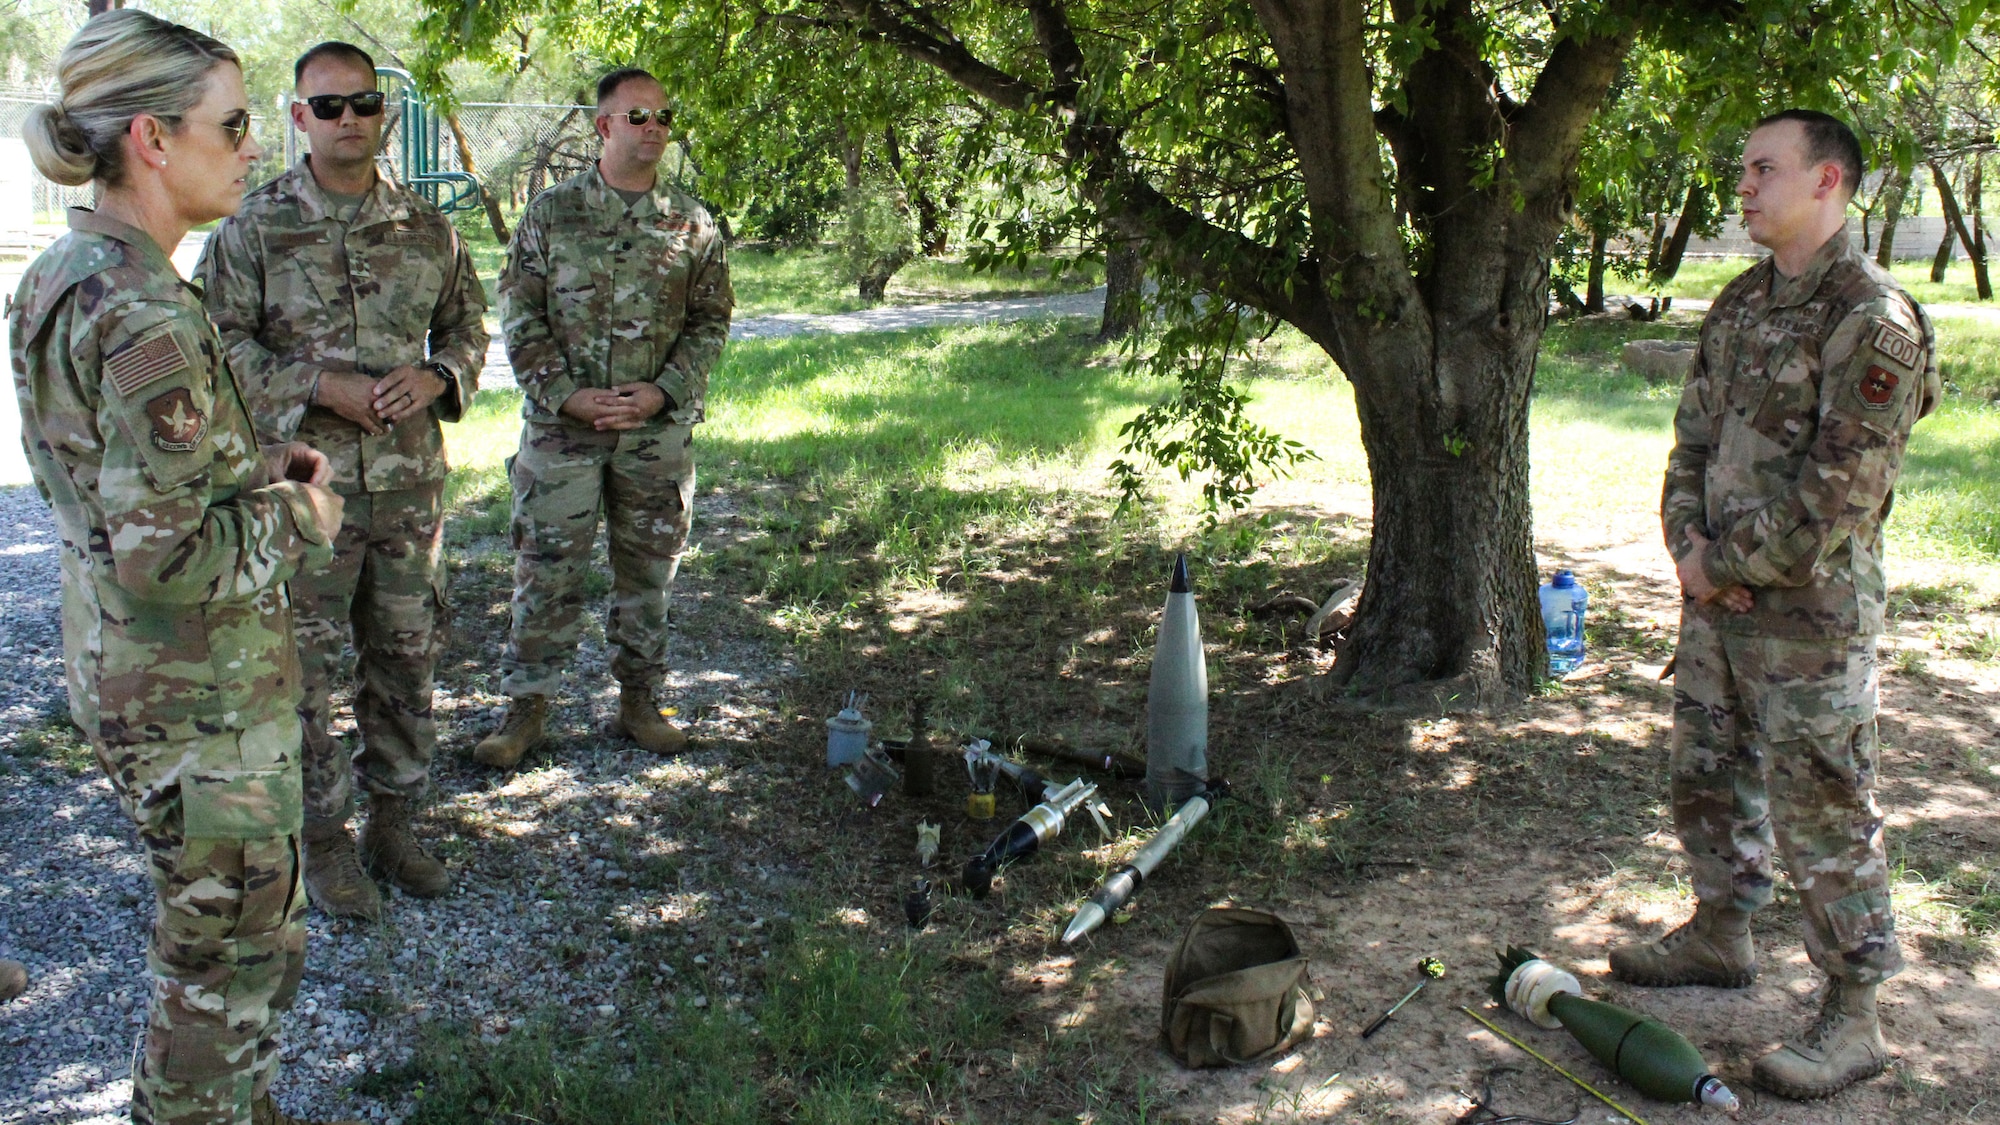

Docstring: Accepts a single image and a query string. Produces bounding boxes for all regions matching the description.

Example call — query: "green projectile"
[1489,946,1739,1112]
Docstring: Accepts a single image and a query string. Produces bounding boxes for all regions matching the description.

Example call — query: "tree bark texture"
[1876,165,1907,268]
[831,0,1634,699]
[1653,181,1704,283]
[1100,237,1144,339]
[1934,161,1991,299]
[1585,230,1609,312]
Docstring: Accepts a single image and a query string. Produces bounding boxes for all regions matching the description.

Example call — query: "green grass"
[458,237,1102,319]
[372,914,1003,1125]
[0,714,94,776]
[727,245,1104,317]
[1657,255,2000,307]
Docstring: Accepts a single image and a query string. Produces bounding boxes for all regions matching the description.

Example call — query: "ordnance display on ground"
[1489,947,1740,1112]
[1062,780,1229,944]
[962,777,1101,899]
[1146,554,1210,811]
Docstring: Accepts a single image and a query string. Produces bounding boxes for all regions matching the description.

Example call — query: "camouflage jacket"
[8,209,337,744]
[1663,232,1940,638]
[197,159,488,494]
[500,165,731,427]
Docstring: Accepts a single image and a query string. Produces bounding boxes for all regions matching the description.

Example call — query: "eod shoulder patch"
[1871,320,1922,369]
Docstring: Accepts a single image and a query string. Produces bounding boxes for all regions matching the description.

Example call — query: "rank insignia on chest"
[1871,320,1922,369]
[145,387,209,451]
[1860,365,1900,409]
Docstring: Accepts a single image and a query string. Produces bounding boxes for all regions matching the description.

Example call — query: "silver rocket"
[1061,781,1226,944]
[1145,553,1209,811]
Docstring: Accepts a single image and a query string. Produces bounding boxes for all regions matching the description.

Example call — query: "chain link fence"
[4,93,692,248]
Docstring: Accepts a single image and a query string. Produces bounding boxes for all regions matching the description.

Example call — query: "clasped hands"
[559,383,670,431]
[313,365,447,435]
[1676,527,1754,613]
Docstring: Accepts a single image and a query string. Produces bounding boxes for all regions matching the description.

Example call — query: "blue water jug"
[1538,570,1588,676]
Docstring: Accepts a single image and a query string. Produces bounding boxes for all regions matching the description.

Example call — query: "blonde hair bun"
[24,103,99,187]
[27,10,240,189]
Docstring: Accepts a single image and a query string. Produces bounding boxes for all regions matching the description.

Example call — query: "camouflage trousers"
[93,717,308,1125]
[1670,612,1902,984]
[294,482,447,822]
[498,421,693,699]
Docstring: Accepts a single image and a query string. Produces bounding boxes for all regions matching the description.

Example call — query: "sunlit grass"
[1658,254,2000,307]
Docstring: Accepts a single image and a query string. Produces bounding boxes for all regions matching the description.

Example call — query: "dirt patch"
[304,466,2000,1124]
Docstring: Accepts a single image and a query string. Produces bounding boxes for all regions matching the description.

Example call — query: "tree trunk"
[1584,230,1608,313]
[86,0,120,13]
[1876,165,1907,268]
[444,109,510,244]
[1330,305,1544,705]
[857,247,915,303]
[1934,161,1990,298]
[1652,180,1703,284]
[1933,224,1955,283]
[1100,237,1144,339]
[1971,156,1992,300]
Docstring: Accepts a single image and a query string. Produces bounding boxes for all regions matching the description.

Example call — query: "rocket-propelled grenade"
[1061,780,1229,944]
[1146,554,1209,812]
[1491,948,1741,1112]
[962,777,1099,899]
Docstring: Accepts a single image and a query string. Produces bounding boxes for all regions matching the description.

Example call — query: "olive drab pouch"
[1161,907,1316,1067]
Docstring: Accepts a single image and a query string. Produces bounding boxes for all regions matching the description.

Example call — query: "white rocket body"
[1145,554,1209,811]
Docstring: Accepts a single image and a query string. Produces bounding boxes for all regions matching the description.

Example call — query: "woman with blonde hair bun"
[8,10,355,1125]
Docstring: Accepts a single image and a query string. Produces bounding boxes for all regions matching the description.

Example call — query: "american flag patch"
[105,330,193,398]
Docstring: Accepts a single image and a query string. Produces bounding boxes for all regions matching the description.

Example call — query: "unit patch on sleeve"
[145,387,209,451]
[106,329,194,398]
[1870,320,1922,369]
[1859,365,1900,409]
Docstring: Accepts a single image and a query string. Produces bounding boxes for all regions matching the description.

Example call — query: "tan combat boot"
[473,695,547,769]
[1608,902,1756,987]
[252,1093,363,1125]
[360,794,449,898]
[301,816,384,922]
[0,959,26,1002]
[1753,979,1889,1099]
[616,684,687,755]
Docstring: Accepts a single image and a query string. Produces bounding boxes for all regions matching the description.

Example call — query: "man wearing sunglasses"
[477,67,731,768]
[197,40,488,920]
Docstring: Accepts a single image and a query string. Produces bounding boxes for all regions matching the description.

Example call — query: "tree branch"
[1028,0,1086,104]
[827,0,1043,110]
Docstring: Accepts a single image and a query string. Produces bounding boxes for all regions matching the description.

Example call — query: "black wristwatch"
[427,362,453,389]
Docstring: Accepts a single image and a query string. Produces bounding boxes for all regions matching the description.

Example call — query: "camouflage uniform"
[198,161,486,821]
[9,208,337,1125]
[1662,231,1939,986]
[496,167,731,699]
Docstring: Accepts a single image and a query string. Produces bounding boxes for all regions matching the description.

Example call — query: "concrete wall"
[1676,215,1960,262]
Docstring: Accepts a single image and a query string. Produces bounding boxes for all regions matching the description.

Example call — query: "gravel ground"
[0,478,802,1123]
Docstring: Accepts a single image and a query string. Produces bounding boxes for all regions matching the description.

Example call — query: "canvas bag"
[1161,907,1316,1067]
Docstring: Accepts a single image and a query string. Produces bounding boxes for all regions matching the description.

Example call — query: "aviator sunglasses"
[298,91,387,120]
[163,109,254,150]
[609,107,670,127]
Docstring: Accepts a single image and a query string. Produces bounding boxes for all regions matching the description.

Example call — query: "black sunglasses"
[299,91,386,120]
[609,107,670,127]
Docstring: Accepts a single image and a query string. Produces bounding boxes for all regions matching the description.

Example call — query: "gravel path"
[0,476,800,1122]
